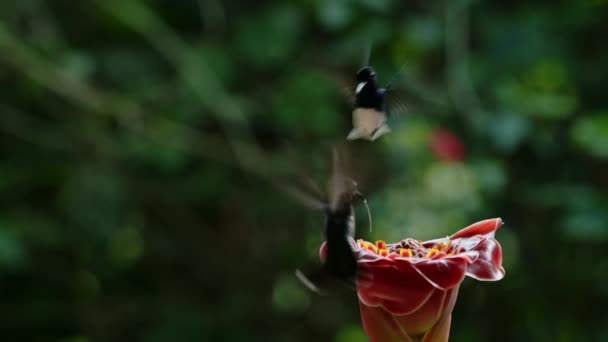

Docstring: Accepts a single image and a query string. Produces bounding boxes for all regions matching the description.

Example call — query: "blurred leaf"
[392,17,441,64]
[385,118,433,164]
[123,118,189,171]
[61,51,96,81]
[63,337,90,342]
[571,112,608,159]
[487,111,531,152]
[143,307,210,342]
[560,210,608,241]
[496,61,578,120]
[74,270,101,300]
[424,162,480,210]
[271,70,340,137]
[472,160,507,195]
[272,273,311,314]
[527,61,568,92]
[0,226,28,269]
[108,225,144,267]
[334,325,368,342]
[316,0,354,31]
[58,166,127,235]
[234,5,303,67]
[497,227,520,272]
[356,0,395,12]
[526,184,602,210]
[194,44,235,87]
[2,213,63,247]
[98,47,165,92]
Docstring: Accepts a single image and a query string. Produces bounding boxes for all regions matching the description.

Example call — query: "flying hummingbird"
[347,65,408,141]
[285,149,370,293]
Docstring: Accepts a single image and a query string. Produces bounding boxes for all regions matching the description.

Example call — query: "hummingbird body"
[322,194,357,283]
[347,67,392,141]
[355,77,385,111]
[292,150,365,294]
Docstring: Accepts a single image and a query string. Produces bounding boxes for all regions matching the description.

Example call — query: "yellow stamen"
[399,248,413,257]
[426,248,440,258]
[443,240,452,252]
[378,249,390,257]
[364,242,378,253]
[375,240,387,249]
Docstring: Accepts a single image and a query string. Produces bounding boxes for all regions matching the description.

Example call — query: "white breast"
[355,82,366,94]
[346,108,389,141]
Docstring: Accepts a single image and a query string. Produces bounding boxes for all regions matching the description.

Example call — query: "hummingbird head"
[356,66,377,83]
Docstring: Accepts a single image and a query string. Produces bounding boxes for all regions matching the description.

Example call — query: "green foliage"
[571,112,608,159]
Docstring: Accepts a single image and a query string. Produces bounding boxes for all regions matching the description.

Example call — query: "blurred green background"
[1,0,607,341]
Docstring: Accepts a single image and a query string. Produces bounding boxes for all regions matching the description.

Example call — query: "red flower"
[321,218,505,341]
[430,129,466,161]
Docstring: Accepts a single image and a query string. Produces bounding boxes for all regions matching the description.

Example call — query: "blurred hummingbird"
[285,149,370,293]
[347,66,408,141]
[316,151,361,287]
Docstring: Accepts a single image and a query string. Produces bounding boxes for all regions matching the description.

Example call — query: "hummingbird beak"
[355,82,367,94]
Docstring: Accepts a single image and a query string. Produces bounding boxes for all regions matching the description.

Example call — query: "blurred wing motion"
[287,149,365,294]
[339,85,357,106]
[385,88,410,116]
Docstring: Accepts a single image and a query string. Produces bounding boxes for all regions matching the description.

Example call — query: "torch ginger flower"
[321,218,505,342]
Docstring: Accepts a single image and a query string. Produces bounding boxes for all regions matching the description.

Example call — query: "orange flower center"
[357,238,461,259]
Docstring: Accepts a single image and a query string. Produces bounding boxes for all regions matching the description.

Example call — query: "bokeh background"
[1,0,607,341]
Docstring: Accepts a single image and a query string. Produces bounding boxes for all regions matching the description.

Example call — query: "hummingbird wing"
[296,237,360,295]
[384,70,449,117]
[335,78,357,105]
[295,263,357,295]
[385,87,451,118]
[384,88,410,116]
[296,240,371,295]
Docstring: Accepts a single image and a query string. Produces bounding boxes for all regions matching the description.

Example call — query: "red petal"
[359,303,414,342]
[422,286,459,342]
[421,237,450,249]
[391,289,445,337]
[357,258,436,315]
[410,257,469,290]
[422,314,451,342]
[450,218,503,239]
[466,237,505,281]
[383,287,460,340]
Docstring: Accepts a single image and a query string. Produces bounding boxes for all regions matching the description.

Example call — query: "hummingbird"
[346,66,408,141]
[294,190,362,293]
[318,153,362,286]
[286,149,370,294]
